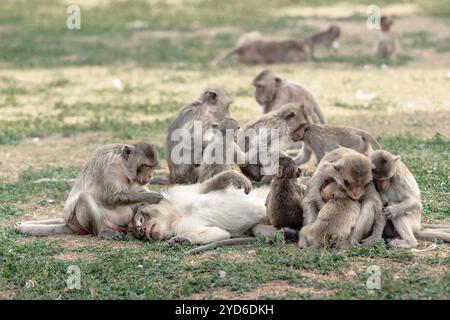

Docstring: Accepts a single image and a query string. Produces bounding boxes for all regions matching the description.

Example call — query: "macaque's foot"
[335,240,351,252]
[298,237,307,249]
[361,235,382,247]
[102,229,124,241]
[388,238,415,249]
[144,192,164,204]
[167,236,192,246]
[281,228,299,242]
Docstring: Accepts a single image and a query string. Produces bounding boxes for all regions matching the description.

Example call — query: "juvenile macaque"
[211,37,311,66]
[290,124,381,165]
[362,150,450,248]
[302,147,382,245]
[377,16,395,59]
[165,88,232,184]
[299,181,360,249]
[197,118,246,182]
[304,25,341,58]
[16,143,163,240]
[239,103,311,182]
[252,70,324,121]
[265,156,304,230]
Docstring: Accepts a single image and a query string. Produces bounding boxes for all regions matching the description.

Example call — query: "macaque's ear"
[207,91,218,104]
[276,166,284,178]
[274,76,282,88]
[394,155,400,162]
[121,145,132,161]
[295,167,302,178]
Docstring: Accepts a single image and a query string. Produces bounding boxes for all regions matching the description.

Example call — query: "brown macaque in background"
[165,88,232,184]
[252,70,325,120]
[239,103,311,182]
[290,124,381,166]
[362,150,450,248]
[197,117,246,182]
[16,143,163,240]
[304,25,341,59]
[298,181,361,249]
[265,156,304,230]
[211,36,311,66]
[302,147,382,245]
[377,16,395,59]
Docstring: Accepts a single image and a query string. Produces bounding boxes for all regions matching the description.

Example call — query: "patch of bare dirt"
[52,252,97,262]
[0,133,114,182]
[183,249,258,266]
[189,280,334,299]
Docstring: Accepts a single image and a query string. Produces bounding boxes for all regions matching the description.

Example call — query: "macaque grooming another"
[265,156,304,230]
[165,88,232,184]
[302,147,382,245]
[362,150,450,248]
[290,124,381,165]
[299,181,360,249]
[16,143,163,240]
[377,16,395,59]
[304,25,341,59]
[252,70,324,121]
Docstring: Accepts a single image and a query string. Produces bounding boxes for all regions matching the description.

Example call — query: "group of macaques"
[212,16,395,65]
[16,67,449,254]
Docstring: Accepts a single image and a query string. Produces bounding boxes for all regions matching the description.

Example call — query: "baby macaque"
[304,25,341,58]
[299,181,361,249]
[265,156,304,230]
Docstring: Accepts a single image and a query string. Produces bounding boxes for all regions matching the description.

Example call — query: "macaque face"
[277,157,301,179]
[135,161,156,185]
[133,206,170,241]
[334,159,373,201]
[291,124,306,142]
[253,79,276,106]
[370,150,398,191]
[203,88,233,121]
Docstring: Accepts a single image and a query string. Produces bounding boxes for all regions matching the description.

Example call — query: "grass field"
[0,0,449,299]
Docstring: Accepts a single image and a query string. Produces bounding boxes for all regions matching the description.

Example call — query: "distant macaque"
[302,147,382,245]
[377,16,395,59]
[290,124,381,165]
[211,36,311,65]
[239,103,311,182]
[197,117,246,182]
[299,181,360,249]
[362,150,450,248]
[165,88,232,184]
[265,156,304,230]
[304,25,341,58]
[252,70,324,121]
[17,143,163,240]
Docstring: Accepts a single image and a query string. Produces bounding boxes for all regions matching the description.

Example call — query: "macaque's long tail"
[415,229,450,242]
[187,237,257,255]
[210,47,239,66]
[16,219,74,236]
[422,223,450,230]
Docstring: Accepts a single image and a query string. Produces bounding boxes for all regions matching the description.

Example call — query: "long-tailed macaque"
[165,88,233,184]
[239,103,311,182]
[361,150,450,248]
[302,147,382,245]
[252,70,324,121]
[132,170,268,245]
[377,16,395,59]
[197,117,245,182]
[211,37,311,66]
[16,143,163,240]
[304,25,341,58]
[299,181,360,249]
[290,124,381,165]
[265,156,304,230]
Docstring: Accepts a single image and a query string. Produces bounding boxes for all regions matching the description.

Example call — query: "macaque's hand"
[382,206,395,219]
[144,192,163,204]
[102,229,124,241]
[231,175,253,194]
[167,236,192,246]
